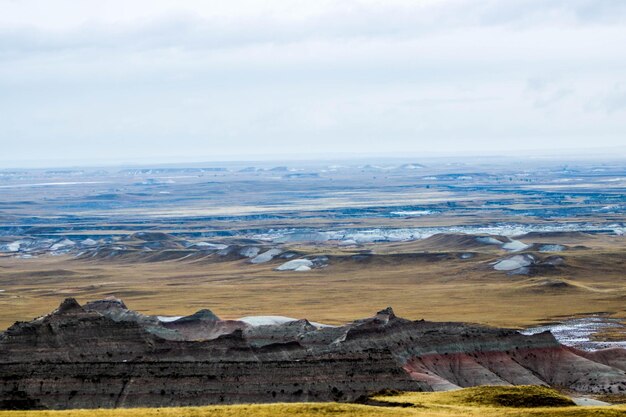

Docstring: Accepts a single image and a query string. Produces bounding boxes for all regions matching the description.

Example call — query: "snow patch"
[522,316,626,351]
[6,241,22,252]
[390,210,433,216]
[238,315,331,328]
[193,242,228,250]
[276,259,313,271]
[238,316,298,326]
[250,248,282,264]
[157,316,184,322]
[50,239,75,251]
[502,240,530,252]
[476,236,502,245]
[253,223,626,244]
[493,254,534,271]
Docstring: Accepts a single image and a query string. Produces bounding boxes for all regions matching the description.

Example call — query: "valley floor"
[1,233,625,332]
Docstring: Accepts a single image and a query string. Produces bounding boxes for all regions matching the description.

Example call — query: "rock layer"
[1,298,625,409]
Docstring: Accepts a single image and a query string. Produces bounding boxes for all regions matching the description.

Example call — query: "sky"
[1,0,626,167]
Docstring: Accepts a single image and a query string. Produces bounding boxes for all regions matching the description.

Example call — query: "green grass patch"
[373,385,576,408]
[2,386,626,417]
[439,385,576,408]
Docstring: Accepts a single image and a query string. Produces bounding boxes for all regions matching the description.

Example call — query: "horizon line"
[2,145,626,170]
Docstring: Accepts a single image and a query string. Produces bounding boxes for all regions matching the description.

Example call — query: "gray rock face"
[1,300,625,410]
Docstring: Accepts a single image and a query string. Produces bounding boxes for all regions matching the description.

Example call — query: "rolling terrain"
[0,231,624,334]
[1,157,625,412]
[1,159,625,336]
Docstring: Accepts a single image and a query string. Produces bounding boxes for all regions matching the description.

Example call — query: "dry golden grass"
[0,235,625,330]
[372,386,577,408]
[1,387,625,417]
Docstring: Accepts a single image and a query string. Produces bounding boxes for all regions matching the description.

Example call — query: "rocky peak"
[83,296,128,312]
[376,307,396,319]
[55,298,84,315]
[174,309,220,323]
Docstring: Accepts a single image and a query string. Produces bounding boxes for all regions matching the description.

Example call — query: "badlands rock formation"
[1,298,625,409]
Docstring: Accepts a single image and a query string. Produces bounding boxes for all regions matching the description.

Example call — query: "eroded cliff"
[1,298,625,409]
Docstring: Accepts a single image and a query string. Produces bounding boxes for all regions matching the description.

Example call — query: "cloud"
[1,0,626,166]
[602,86,626,113]
[586,83,626,114]
[2,0,626,57]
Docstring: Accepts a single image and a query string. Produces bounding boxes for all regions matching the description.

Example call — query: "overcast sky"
[1,0,626,167]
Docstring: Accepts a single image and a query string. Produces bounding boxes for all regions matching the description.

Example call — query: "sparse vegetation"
[372,386,576,408]
[1,386,624,417]
[1,237,625,331]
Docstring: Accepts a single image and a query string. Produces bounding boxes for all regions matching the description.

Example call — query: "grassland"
[2,161,625,331]
[1,387,624,417]
[1,234,625,330]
